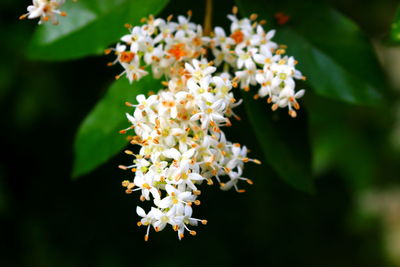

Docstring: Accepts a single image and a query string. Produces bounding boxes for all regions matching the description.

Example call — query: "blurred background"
[1,0,400,266]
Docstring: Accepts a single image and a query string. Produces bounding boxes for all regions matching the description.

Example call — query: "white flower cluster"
[107,12,208,83]
[210,12,306,117]
[114,10,304,240]
[20,0,67,25]
[121,59,259,241]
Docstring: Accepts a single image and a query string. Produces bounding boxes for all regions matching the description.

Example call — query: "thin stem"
[203,0,213,36]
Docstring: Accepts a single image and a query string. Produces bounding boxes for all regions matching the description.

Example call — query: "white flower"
[190,99,227,129]
[20,0,66,25]
[235,44,257,69]
[121,26,148,53]
[185,59,216,83]
[272,87,305,117]
[156,184,196,209]
[118,58,148,83]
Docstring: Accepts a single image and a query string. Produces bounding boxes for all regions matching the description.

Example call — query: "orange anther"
[120,51,135,63]
[230,30,244,44]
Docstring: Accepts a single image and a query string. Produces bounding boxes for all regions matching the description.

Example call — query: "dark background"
[1,0,400,266]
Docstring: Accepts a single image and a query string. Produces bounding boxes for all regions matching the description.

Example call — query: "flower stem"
[203,0,213,36]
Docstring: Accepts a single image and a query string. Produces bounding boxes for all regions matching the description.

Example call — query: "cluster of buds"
[113,9,304,240]
[19,0,67,25]
[210,8,305,117]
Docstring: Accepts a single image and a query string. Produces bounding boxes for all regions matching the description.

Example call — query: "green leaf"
[72,76,162,178]
[308,96,376,192]
[391,5,400,43]
[235,0,385,105]
[28,0,169,61]
[241,91,314,193]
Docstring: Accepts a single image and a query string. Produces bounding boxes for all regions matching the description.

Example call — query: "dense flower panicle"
[20,0,67,25]
[116,10,304,240]
[120,60,259,240]
[210,12,306,118]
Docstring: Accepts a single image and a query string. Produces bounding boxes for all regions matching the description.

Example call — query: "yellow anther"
[253,159,262,165]
[201,220,208,225]
[124,150,134,155]
[19,14,28,20]
[142,183,151,189]
[144,235,149,242]
[250,13,258,20]
[189,230,197,236]
[122,180,130,187]
[232,6,238,14]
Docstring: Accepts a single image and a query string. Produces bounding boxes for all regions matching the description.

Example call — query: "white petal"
[163,148,181,160]
[295,89,305,99]
[136,206,147,217]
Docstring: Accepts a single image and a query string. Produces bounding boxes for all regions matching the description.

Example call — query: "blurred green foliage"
[391,5,400,43]
[28,0,169,60]
[73,76,162,178]
[1,0,400,266]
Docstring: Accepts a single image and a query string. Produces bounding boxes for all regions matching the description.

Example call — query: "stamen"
[250,13,258,20]
[232,6,238,14]
[19,14,28,20]
[189,230,197,236]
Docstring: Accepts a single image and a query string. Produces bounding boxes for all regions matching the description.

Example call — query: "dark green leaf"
[72,76,162,178]
[241,90,314,193]
[391,5,400,43]
[235,0,385,105]
[28,0,169,61]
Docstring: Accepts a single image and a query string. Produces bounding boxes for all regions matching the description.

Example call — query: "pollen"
[167,43,188,60]
[120,51,135,63]
[230,30,244,44]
